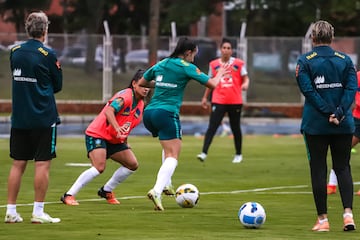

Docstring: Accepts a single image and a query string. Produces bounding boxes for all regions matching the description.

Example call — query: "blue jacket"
[296,45,356,135]
[10,39,62,129]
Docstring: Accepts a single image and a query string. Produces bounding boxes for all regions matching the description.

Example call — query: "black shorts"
[85,135,130,159]
[10,127,57,161]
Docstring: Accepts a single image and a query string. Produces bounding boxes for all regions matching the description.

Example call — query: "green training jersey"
[143,57,209,114]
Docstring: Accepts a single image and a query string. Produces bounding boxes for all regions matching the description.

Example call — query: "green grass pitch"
[0,135,360,239]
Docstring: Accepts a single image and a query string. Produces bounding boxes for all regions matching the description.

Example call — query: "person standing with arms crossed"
[197,38,249,163]
[138,37,229,211]
[5,11,62,224]
[60,70,149,205]
[296,20,357,232]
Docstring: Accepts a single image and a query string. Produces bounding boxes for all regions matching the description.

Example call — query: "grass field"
[0,135,360,239]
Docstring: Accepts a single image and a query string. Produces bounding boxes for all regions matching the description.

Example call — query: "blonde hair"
[25,11,49,38]
[311,20,334,45]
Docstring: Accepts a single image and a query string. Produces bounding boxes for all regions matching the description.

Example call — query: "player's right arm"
[201,88,212,109]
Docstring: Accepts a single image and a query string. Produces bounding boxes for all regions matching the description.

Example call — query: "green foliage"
[66,0,105,34]
[160,0,222,35]
[0,0,51,32]
[3,0,360,36]
[1,135,360,239]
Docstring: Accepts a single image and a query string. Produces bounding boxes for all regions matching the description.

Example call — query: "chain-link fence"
[1,33,359,103]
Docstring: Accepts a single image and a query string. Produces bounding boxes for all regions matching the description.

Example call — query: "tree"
[226,0,360,36]
[66,0,105,74]
[0,0,51,32]
[148,0,160,67]
[159,0,223,35]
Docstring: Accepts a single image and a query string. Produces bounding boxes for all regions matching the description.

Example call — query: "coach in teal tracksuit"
[296,20,357,231]
[11,39,62,128]
[5,11,62,224]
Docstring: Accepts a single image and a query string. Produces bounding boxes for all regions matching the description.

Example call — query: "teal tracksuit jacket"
[10,39,62,129]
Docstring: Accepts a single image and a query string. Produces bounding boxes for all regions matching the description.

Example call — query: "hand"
[241,82,249,91]
[116,124,130,138]
[217,64,231,78]
[201,97,208,109]
[329,114,340,125]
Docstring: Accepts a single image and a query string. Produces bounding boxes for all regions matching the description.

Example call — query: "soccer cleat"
[147,189,164,211]
[61,193,79,206]
[97,187,120,204]
[357,190,360,196]
[163,185,175,196]
[232,154,243,163]
[4,213,23,223]
[343,213,356,231]
[31,213,61,224]
[326,184,337,195]
[197,153,207,162]
[312,219,330,232]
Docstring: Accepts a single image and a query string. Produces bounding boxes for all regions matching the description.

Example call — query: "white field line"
[0,185,309,208]
[4,183,360,208]
[65,163,92,167]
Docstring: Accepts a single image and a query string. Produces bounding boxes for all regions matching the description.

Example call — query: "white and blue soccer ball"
[238,202,266,228]
[175,183,200,208]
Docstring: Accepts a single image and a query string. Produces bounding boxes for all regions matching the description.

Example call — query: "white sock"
[328,169,338,186]
[162,149,172,186]
[103,167,134,192]
[319,218,328,224]
[344,212,353,218]
[67,167,100,196]
[153,157,178,194]
[6,204,16,215]
[32,202,44,216]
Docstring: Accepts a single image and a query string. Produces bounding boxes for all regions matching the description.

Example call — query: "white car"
[59,45,120,71]
[125,49,169,70]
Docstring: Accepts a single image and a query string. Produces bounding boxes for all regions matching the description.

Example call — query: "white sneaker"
[31,213,61,224]
[4,213,23,223]
[147,189,164,211]
[232,154,243,163]
[197,152,207,162]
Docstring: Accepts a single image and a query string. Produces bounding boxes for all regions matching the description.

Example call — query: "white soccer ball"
[238,202,266,228]
[175,183,200,208]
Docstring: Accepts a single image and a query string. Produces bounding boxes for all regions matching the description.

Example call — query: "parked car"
[287,50,300,72]
[125,49,170,70]
[252,53,282,72]
[59,45,120,71]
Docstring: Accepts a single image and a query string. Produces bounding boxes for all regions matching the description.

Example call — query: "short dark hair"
[221,38,232,47]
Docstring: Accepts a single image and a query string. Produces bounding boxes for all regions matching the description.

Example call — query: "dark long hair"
[127,69,145,88]
[128,69,152,104]
[169,37,197,58]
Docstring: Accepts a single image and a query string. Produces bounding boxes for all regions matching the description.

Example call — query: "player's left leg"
[228,104,243,163]
[99,148,138,204]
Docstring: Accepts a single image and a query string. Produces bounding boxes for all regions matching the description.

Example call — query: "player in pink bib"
[61,69,150,205]
[197,38,250,163]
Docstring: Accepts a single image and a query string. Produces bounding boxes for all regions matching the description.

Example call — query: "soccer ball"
[175,183,200,208]
[238,202,266,228]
